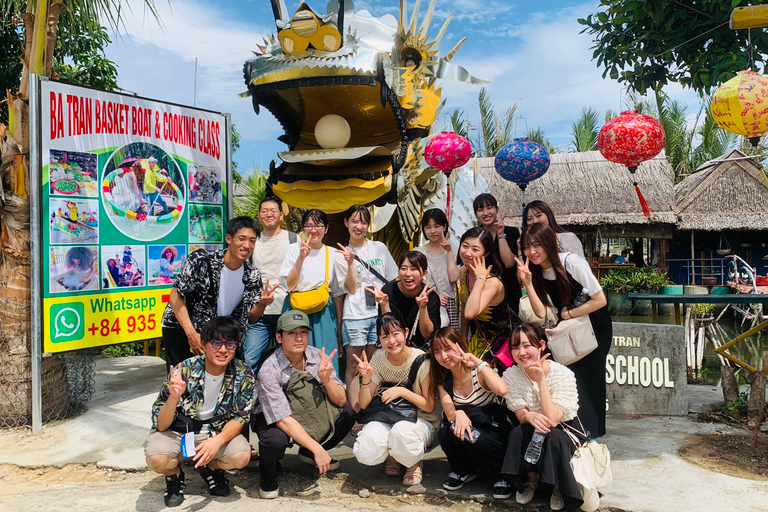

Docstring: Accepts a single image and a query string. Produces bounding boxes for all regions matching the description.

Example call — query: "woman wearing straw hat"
[155,246,186,285]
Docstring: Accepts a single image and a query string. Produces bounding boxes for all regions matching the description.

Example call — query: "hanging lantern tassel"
[519,183,528,224]
[629,166,651,218]
[444,170,453,218]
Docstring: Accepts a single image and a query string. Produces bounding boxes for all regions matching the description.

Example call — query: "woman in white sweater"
[498,323,585,512]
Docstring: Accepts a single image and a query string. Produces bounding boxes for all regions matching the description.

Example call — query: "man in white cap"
[143,156,170,215]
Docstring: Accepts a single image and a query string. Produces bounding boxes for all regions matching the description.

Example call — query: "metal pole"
[29,74,43,435]
[225,113,233,219]
[193,58,198,107]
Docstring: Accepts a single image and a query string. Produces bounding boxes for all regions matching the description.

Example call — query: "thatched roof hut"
[675,149,768,231]
[476,150,677,237]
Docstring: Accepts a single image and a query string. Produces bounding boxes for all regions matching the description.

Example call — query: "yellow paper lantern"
[711,70,768,146]
[314,114,351,149]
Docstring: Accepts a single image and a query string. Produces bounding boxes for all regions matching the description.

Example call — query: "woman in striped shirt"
[430,327,510,493]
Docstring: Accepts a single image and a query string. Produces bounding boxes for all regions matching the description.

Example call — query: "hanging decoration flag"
[711,70,768,147]
[598,110,665,218]
[494,138,550,222]
[425,131,471,218]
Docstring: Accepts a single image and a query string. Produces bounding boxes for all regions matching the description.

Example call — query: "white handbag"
[545,315,598,365]
[519,294,558,329]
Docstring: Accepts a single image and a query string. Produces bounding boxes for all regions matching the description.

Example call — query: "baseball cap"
[148,156,157,163]
[276,310,313,332]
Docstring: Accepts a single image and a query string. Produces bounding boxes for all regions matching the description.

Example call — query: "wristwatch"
[476,361,489,372]
[498,234,507,240]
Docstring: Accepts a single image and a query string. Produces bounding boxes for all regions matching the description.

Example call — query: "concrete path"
[1,356,766,511]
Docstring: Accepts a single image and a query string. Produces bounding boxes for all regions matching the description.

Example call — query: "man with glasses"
[245,196,298,372]
[144,317,255,507]
[253,310,354,499]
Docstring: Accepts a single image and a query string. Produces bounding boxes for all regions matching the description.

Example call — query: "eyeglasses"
[302,224,325,231]
[209,339,237,350]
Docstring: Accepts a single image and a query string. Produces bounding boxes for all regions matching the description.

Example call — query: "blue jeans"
[245,314,279,373]
[145,190,169,215]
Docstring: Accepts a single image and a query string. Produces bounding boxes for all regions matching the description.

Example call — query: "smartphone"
[450,422,481,443]
[365,288,377,308]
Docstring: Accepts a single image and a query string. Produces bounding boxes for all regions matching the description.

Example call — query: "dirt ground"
[679,431,768,481]
[0,463,630,512]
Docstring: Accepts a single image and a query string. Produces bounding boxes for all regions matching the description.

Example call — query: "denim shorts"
[342,316,378,347]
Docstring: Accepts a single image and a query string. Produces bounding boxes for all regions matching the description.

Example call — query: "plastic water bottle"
[524,430,546,464]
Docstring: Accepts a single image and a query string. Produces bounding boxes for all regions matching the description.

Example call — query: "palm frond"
[569,106,600,152]
[233,167,266,218]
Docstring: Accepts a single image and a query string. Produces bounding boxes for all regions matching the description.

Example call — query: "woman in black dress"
[516,223,612,438]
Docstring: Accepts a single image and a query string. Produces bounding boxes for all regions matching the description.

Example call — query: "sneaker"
[443,472,477,491]
[198,465,230,497]
[297,448,340,471]
[164,468,186,507]
[550,489,565,511]
[492,480,512,500]
[259,475,280,499]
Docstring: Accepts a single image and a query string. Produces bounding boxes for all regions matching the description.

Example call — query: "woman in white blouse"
[279,209,356,374]
[500,323,584,511]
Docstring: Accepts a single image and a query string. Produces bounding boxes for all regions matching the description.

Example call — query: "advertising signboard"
[39,80,229,353]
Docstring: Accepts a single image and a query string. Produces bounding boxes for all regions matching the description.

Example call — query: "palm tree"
[569,106,601,152]
[526,127,559,154]
[476,87,517,157]
[234,167,267,218]
[447,108,471,141]
[0,0,160,429]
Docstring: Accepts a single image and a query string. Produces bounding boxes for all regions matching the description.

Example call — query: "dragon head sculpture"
[243,0,486,243]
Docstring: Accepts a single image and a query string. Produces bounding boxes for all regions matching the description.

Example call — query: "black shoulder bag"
[442,372,515,436]
[356,354,428,425]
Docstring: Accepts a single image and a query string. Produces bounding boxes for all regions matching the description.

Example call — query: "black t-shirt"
[380,281,442,349]
[492,226,522,314]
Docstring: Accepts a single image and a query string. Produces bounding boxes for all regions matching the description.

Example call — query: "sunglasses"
[209,339,237,351]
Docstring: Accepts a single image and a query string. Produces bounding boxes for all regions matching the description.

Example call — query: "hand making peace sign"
[335,243,355,265]
[351,351,373,382]
[441,231,453,253]
[515,255,532,287]
[448,342,484,369]
[260,279,280,307]
[467,254,492,280]
[298,232,311,259]
[168,364,186,399]
[415,284,436,310]
[364,282,389,308]
[317,347,338,384]
[494,210,507,236]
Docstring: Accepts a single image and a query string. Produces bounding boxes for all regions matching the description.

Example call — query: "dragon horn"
[418,0,437,38]
[410,0,421,36]
[269,0,290,26]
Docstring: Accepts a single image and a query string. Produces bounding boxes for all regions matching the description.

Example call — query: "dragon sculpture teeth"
[242,0,487,251]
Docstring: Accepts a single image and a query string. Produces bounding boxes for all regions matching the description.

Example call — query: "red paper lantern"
[425,132,471,215]
[598,110,666,217]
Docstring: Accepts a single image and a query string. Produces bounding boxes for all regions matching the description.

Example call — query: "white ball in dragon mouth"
[314,114,351,149]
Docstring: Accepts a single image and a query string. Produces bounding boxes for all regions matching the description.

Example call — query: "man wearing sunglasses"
[144,316,255,507]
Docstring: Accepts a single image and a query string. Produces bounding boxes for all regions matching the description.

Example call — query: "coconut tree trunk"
[746,370,766,427]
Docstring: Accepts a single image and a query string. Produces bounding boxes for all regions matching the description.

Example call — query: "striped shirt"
[450,367,499,408]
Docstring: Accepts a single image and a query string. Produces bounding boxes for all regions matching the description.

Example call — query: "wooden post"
[746,371,766,426]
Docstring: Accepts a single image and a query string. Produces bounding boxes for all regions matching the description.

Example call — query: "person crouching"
[253,309,354,499]
[144,316,255,507]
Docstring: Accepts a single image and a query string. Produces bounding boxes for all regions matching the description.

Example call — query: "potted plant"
[701,267,718,286]
[600,267,670,316]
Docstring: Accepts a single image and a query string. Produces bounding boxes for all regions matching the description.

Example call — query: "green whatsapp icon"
[51,303,84,343]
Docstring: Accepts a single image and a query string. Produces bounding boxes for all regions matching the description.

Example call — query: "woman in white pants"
[353,313,438,486]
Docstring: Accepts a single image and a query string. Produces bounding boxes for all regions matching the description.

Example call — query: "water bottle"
[524,430,546,464]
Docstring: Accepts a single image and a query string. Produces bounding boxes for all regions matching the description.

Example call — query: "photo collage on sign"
[48,150,100,294]
[187,165,223,249]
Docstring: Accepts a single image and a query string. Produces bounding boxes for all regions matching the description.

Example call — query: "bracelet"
[476,361,489,372]
[498,234,507,239]
[361,381,372,386]
[475,276,486,281]
[566,309,573,319]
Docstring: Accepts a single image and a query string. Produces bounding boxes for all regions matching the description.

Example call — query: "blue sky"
[105,0,702,174]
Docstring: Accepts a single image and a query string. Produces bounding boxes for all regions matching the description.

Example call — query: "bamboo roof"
[475,150,677,226]
[675,149,768,231]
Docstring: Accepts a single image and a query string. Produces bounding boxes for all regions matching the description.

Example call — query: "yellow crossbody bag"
[289,246,329,314]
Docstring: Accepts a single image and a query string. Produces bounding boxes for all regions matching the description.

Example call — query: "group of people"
[146,194,611,512]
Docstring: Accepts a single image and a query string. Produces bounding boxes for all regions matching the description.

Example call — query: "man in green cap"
[253,309,354,499]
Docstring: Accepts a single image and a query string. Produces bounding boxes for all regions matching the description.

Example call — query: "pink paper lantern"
[425,132,471,174]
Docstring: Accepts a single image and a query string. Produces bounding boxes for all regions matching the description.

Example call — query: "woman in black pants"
[517,222,612,439]
[430,327,512,493]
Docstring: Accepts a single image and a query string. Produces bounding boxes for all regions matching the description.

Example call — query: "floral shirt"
[150,355,255,433]
[161,249,262,333]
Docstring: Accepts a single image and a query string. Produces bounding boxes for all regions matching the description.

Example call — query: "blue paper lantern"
[494,138,550,190]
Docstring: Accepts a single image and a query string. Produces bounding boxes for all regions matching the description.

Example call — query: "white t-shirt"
[543,252,602,296]
[217,264,245,317]
[336,240,398,320]
[252,230,293,315]
[279,243,344,297]
[197,371,225,420]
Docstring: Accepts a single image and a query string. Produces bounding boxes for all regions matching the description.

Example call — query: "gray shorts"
[144,430,250,462]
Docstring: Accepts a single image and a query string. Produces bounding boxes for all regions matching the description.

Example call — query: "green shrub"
[600,267,671,293]
[102,342,143,358]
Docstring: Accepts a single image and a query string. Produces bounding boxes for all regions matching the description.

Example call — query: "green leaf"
[612,17,631,25]
[731,0,742,7]
[597,12,609,24]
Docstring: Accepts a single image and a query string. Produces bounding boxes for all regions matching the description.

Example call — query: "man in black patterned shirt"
[161,216,266,365]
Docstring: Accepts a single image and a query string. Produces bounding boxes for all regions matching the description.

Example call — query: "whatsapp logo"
[51,303,84,342]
